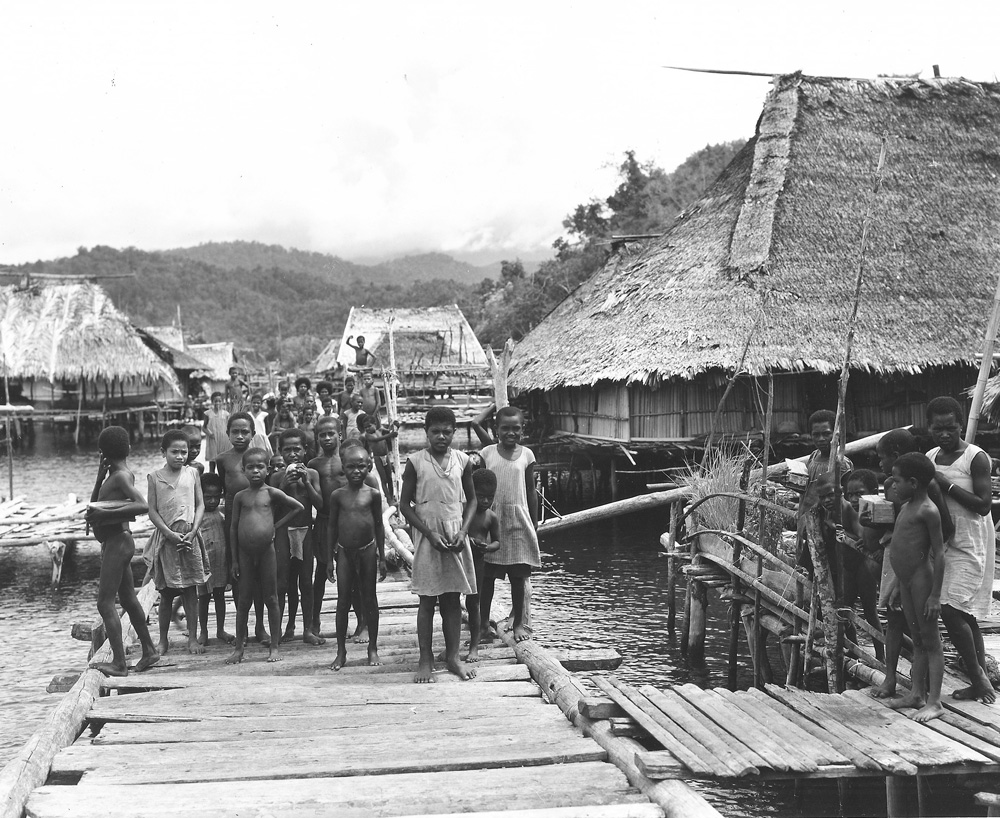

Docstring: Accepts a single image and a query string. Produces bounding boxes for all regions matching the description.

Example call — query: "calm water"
[0,439,978,817]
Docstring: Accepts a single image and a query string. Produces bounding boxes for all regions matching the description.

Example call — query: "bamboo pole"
[966,269,1000,442]
[74,376,84,445]
[803,513,842,692]
[2,355,13,500]
[385,314,402,501]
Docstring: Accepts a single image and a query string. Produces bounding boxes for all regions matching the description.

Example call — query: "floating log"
[538,488,688,536]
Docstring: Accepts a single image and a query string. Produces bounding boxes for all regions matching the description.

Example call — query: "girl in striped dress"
[480,406,540,643]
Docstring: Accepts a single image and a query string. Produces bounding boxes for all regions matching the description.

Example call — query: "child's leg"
[351,571,368,642]
[157,588,177,655]
[858,560,884,662]
[213,588,233,643]
[871,609,905,698]
[259,544,282,662]
[889,583,928,711]
[182,586,203,654]
[198,591,210,645]
[511,575,530,642]
[941,605,996,703]
[312,558,328,635]
[299,533,323,645]
[93,533,135,676]
[467,554,485,661]
[907,567,945,722]
[252,580,267,643]
[284,556,300,641]
[113,543,158,672]
[415,595,437,683]
[357,544,381,666]
[273,527,291,630]
[332,547,354,670]
[440,592,475,680]
[226,554,255,664]
[479,573,497,643]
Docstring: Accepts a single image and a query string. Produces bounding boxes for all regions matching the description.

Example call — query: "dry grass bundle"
[676,451,747,533]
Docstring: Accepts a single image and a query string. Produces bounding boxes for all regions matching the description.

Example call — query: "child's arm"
[841,499,862,540]
[191,469,205,534]
[88,471,148,522]
[483,510,501,553]
[937,449,993,517]
[372,489,387,580]
[327,493,341,580]
[346,336,360,351]
[455,461,478,550]
[230,494,243,579]
[469,404,496,447]
[366,427,398,443]
[924,505,946,619]
[927,480,955,542]
[303,468,323,510]
[146,474,183,546]
[399,460,449,552]
[269,487,305,530]
[524,459,538,532]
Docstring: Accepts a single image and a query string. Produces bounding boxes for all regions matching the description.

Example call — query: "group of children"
[798,397,997,723]
[90,398,541,683]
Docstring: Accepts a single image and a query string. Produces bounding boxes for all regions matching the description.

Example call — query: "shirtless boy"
[883,452,946,722]
[87,427,159,676]
[269,429,324,645]
[328,441,386,670]
[467,468,501,662]
[227,448,303,664]
[346,335,378,368]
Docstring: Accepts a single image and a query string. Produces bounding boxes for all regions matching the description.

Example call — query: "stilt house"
[509,73,1000,446]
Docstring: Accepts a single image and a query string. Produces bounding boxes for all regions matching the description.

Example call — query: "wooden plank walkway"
[18,573,718,818]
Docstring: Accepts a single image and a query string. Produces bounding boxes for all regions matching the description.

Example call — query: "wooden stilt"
[801,581,819,688]
[609,457,619,502]
[665,501,681,632]
[916,775,930,817]
[803,511,843,693]
[885,775,912,818]
[786,570,805,686]
[752,552,764,689]
[74,377,84,445]
[688,579,707,666]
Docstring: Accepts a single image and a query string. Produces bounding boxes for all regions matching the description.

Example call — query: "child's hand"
[925,594,941,620]
[378,558,387,581]
[471,537,486,553]
[232,563,240,580]
[327,562,336,581]
[859,510,873,527]
[427,532,450,552]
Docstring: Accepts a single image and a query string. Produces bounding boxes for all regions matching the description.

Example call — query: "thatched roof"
[135,328,213,374]
[187,342,237,381]
[313,306,488,372]
[0,282,180,388]
[510,74,1000,391]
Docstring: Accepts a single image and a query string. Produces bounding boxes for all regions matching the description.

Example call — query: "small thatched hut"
[187,342,238,396]
[0,282,179,408]
[510,73,1000,445]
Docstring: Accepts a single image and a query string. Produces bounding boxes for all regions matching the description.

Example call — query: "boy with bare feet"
[196,473,233,646]
[466,469,500,662]
[87,427,159,676]
[269,429,324,646]
[328,441,386,670]
[227,448,303,664]
[883,453,946,722]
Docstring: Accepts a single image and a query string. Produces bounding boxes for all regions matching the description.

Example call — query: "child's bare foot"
[188,638,205,655]
[352,626,369,644]
[367,648,382,666]
[282,624,295,643]
[134,653,160,673]
[480,628,495,644]
[912,701,945,722]
[869,680,897,699]
[217,629,235,645]
[414,659,435,683]
[156,639,170,656]
[513,625,531,643]
[953,683,996,704]
[92,661,128,677]
[447,658,477,680]
[886,692,925,711]
[197,632,209,646]
[332,649,348,671]
[266,648,282,663]
[225,648,244,665]
[467,645,480,663]
[311,619,322,635]
[303,630,325,646]
[253,627,270,646]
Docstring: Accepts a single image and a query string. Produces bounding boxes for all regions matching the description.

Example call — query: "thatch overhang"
[0,282,180,390]
[510,74,1000,392]
[135,328,213,374]
[186,342,238,382]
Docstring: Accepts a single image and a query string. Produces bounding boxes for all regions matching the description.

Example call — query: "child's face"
[321,399,333,415]
[363,374,374,387]
[844,479,866,512]
[185,434,201,461]
[229,369,238,380]
[318,387,331,399]
[251,396,262,412]
[268,455,285,474]
[203,486,223,512]
[164,439,188,470]
[890,466,916,503]
[212,396,223,410]
[476,490,494,511]
[228,418,253,450]
[497,414,524,448]
[344,380,355,392]
[278,401,292,418]
[357,336,365,347]
[298,384,308,396]
[426,422,455,454]
[350,394,363,410]
[278,382,289,395]
[244,454,268,486]
[929,412,962,453]
[876,442,897,476]
[363,420,378,435]
[317,422,340,453]
[810,422,834,455]
[280,436,306,464]
[342,450,372,487]
[303,408,315,423]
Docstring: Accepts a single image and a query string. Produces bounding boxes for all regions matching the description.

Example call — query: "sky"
[1,1,998,267]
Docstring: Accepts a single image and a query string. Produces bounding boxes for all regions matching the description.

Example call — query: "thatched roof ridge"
[187,342,237,381]
[0,283,180,388]
[510,74,1000,391]
[313,305,488,372]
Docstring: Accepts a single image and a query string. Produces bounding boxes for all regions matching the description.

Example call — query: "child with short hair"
[248,392,273,456]
[400,407,478,682]
[467,468,501,662]
[225,366,247,409]
[146,430,210,656]
[346,335,378,368]
[360,412,400,501]
[204,392,231,462]
[359,371,383,416]
[86,427,159,676]
[341,393,365,441]
[337,376,356,415]
[479,406,540,643]
[268,399,297,451]
[328,441,386,670]
[268,453,285,477]
[292,376,312,417]
[839,468,884,662]
[883,452,946,722]
[181,425,205,476]
[227,448,303,664]
[196,473,232,645]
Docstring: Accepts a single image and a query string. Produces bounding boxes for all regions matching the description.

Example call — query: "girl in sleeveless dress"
[400,407,478,683]
[926,396,996,704]
[146,430,209,657]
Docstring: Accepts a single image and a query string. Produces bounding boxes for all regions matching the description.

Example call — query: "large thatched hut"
[510,73,1000,446]
[0,282,179,409]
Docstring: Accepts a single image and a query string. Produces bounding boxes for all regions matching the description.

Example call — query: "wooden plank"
[714,688,850,767]
[580,697,625,720]
[669,684,814,773]
[55,731,607,785]
[391,807,664,818]
[742,688,879,771]
[765,686,917,775]
[589,678,716,776]
[28,762,643,818]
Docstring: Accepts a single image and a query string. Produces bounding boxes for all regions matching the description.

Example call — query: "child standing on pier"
[146,430,210,656]
[87,426,159,676]
[227,448,303,664]
[883,452,946,722]
[328,441,386,670]
[204,392,231,463]
[479,406,540,644]
[467,468,501,662]
[399,407,478,682]
[197,473,232,646]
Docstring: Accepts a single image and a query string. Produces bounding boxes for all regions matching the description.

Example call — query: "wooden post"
[385,315,402,501]
[728,458,752,689]
[485,338,514,410]
[885,775,913,818]
[609,457,618,502]
[74,376,84,445]
[803,511,842,692]
[966,268,1000,442]
[752,552,764,688]
[665,500,681,632]
[802,581,819,687]
[786,570,805,686]
[688,579,708,666]
[2,355,13,500]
